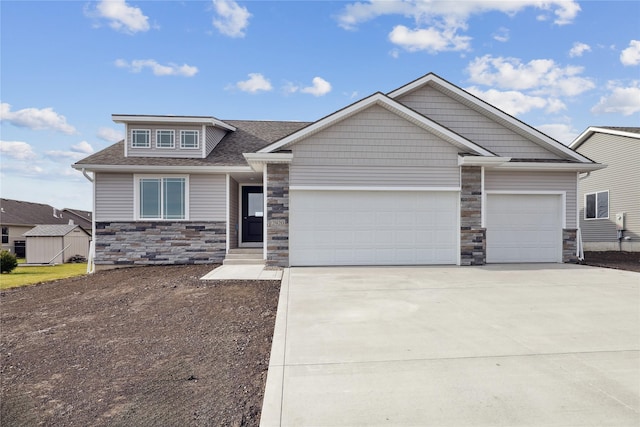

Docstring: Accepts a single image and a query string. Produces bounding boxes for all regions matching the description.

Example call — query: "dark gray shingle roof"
[1,199,71,226]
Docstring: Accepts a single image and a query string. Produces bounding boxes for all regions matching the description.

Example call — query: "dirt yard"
[0,265,280,427]
[583,251,640,273]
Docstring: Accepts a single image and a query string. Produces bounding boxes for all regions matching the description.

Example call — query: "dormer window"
[156,130,175,148]
[131,129,150,148]
[180,130,199,149]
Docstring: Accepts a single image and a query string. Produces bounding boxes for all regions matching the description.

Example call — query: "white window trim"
[584,190,609,220]
[180,130,200,149]
[133,174,190,221]
[156,129,175,149]
[131,129,151,148]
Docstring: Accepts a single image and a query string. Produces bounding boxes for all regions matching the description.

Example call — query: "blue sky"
[1,0,639,211]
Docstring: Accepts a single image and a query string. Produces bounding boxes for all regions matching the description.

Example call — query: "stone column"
[460,166,486,265]
[265,163,290,268]
[563,228,578,263]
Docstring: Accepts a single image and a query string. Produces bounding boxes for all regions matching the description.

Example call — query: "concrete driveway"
[260,264,640,426]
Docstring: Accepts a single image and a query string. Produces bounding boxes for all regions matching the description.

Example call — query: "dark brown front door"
[242,186,263,243]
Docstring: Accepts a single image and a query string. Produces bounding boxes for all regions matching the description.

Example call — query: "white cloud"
[97,127,124,142]
[212,0,251,38]
[115,59,198,77]
[336,1,580,52]
[0,140,37,160]
[0,103,77,134]
[620,40,640,66]
[466,55,594,97]
[536,123,579,145]
[591,81,640,116]
[569,42,591,57]
[465,87,550,116]
[300,77,332,97]
[388,25,471,53]
[235,73,272,93]
[93,0,150,34]
[72,141,94,154]
[493,27,509,43]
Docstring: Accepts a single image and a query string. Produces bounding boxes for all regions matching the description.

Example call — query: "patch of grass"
[0,263,87,290]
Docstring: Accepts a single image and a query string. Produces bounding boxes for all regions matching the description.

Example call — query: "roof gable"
[570,126,640,151]
[258,92,495,156]
[388,73,593,163]
[23,224,89,237]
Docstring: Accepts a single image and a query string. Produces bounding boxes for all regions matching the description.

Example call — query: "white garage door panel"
[486,194,562,263]
[290,190,458,266]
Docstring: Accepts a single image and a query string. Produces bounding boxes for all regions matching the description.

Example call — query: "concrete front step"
[225,253,263,260]
[223,258,265,266]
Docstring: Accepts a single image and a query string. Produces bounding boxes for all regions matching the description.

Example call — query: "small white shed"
[23,224,91,264]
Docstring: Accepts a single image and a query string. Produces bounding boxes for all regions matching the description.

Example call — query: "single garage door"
[486,194,562,263]
[290,190,459,266]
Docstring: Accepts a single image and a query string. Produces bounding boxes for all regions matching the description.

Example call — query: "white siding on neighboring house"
[291,104,460,188]
[484,170,577,228]
[95,173,134,221]
[576,133,640,244]
[396,85,562,159]
[189,174,226,221]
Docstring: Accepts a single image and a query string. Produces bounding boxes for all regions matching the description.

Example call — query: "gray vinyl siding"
[95,173,134,221]
[95,173,226,222]
[126,123,205,158]
[190,174,226,221]
[396,85,562,160]
[576,133,640,242]
[228,177,239,249]
[290,104,460,187]
[206,127,228,157]
[484,170,577,228]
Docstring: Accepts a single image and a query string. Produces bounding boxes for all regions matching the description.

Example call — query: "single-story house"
[1,198,91,257]
[570,127,639,252]
[72,73,602,269]
[23,224,91,264]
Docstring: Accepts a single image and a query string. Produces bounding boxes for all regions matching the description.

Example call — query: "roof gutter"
[71,164,253,173]
[244,152,293,172]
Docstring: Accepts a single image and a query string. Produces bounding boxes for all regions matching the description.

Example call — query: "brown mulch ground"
[0,265,280,427]
[582,251,640,273]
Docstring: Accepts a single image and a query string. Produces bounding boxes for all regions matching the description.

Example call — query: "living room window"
[180,130,199,149]
[156,130,175,148]
[137,176,188,220]
[1,227,8,244]
[131,129,150,148]
[585,190,608,220]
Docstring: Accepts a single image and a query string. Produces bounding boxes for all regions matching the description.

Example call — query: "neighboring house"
[570,127,640,252]
[72,73,602,269]
[0,198,86,257]
[23,224,91,264]
[61,208,93,230]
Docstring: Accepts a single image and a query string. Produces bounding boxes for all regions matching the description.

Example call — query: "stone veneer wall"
[460,166,486,266]
[95,221,226,266]
[563,228,578,263]
[265,163,290,268]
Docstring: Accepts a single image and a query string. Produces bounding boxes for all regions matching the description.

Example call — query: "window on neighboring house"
[180,130,199,149]
[585,190,609,219]
[131,129,150,148]
[1,227,8,244]
[138,176,187,220]
[156,130,175,148]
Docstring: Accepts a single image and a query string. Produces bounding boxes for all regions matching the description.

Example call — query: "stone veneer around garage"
[265,163,290,268]
[94,221,226,267]
[460,166,486,266]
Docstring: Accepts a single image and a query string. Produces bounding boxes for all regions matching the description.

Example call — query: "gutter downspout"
[81,168,96,273]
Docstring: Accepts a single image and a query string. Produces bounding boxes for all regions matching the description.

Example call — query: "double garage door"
[289,190,563,266]
[290,190,459,266]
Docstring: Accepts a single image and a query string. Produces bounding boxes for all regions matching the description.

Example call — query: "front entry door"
[242,186,264,243]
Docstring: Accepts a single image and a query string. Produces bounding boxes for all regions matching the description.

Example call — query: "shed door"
[289,190,459,266]
[486,194,562,263]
